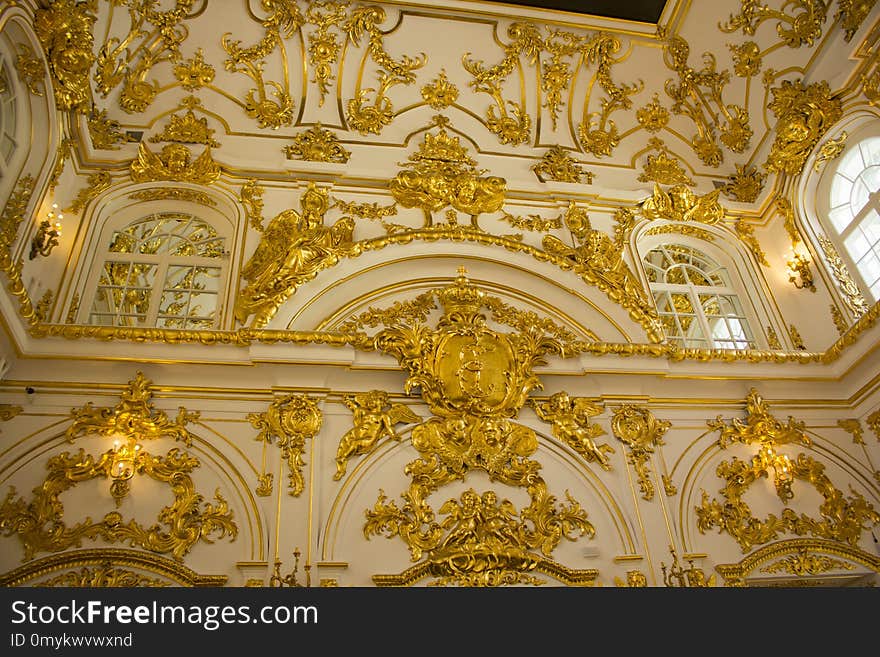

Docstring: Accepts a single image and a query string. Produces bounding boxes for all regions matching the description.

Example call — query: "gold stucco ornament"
[235,183,356,327]
[358,269,597,586]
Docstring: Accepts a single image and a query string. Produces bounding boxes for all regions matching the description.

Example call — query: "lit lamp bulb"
[29,203,63,259]
[108,438,141,505]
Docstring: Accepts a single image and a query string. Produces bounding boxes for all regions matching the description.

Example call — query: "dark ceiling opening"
[484,0,668,24]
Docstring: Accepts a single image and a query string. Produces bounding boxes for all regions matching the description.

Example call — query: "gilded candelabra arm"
[270,548,309,587]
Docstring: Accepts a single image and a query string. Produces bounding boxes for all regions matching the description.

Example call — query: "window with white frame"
[87,212,226,328]
[0,56,18,175]
[643,244,755,349]
[827,136,880,301]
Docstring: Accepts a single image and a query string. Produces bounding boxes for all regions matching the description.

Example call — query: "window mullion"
[691,284,713,348]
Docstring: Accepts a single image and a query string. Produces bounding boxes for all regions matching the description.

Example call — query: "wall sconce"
[29,204,62,259]
[758,444,794,503]
[786,249,815,292]
[109,437,141,505]
[270,547,310,587]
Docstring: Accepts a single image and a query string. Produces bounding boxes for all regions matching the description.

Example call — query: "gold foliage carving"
[644,224,716,242]
[68,171,112,214]
[130,143,221,185]
[720,164,766,203]
[735,219,769,266]
[345,5,426,135]
[0,404,23,423]
[305,1,348,107]
[34,0,96,111]
[149,110,220,147]
[240,179,265,232]
[867,410,880,441]
[0,175,34,246]
[611,405,671,501]
[248,394,322,496]
[0,447,237,561]
[789,323,806,350]
[836,0,877,41]
[715,538,880,586]
[421,69,459,110]
[636,94,669,133]
[500,211,562,232]
[775,196,802,244]
[532,146,594,184]
[639,183,725,225]
[837,418,864,445]
[174,48,215,91]
[283,123,351,163]
[817,234,869,318]
[766,79,842,175]
[38,564,171,587]
[813,132,847,171]
[87,107,135,150]
[360,270,596,586]
[729,41,762,77]
[128,188,216,207]
[221,1,301,129]
[389,120,506,228]
[15,42,44,96]
[718,0,828,48]
[637,140,694,186]
[662,31,751,165]
[696,389,880,552]
[761,548,856,576]
[235,183,355,327]
[65,371,199,446]
[334,390,421,480]
[532,393,613,470]
[0,548,227,587]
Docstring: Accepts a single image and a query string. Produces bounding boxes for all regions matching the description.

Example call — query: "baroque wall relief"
[0,371,263,583]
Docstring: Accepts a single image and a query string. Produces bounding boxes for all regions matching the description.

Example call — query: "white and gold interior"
[0,0,879,587]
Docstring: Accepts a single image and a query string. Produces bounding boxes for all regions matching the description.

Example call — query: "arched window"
[643,244,755,349]
[87,212,227,328]
[827,136,880,300]
[0,54,19,178]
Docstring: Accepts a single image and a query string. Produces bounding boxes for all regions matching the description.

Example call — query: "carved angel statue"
[235,183,355,327]
[542,202,649,306]
[532,391,615,470]
[129,143,221,185]
[334,390,421,480]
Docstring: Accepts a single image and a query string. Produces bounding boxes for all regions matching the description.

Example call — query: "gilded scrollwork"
[235,183,355,327]
[129,142,221,185]
[729,41,762,77]
[334,390,421,480]
[94,0,196,114]
[735,219,769,266]
[304,1,348,107]
[765,79,842,175]
[662,31,751,165]
[532,393,613,469]
[421,69,459,110]
[637,139,695,186]
[0,447,237,561]
[867,410,880,441]
[639,183,725,225]
[87,107,134,150]
[532,146,594,184]
[149,110,220,147]
[173,48,215,91]
[813,132,847,171]
[345,5,426,135]
[240,179,265,232]
[68,171,112,214]
[610,405,671,501]
[389,120,506,228]
[761,548,856,575]
[636,94,669,133]
[359,269,596,586]
[222,0,302,129]
[34,0,96,112]
[817,234,869,318]
[283,123,351,163]
[38,563,172,587]
[720,163,766,203]
[718,0,827,48]
[696,389,880,552]
[14,42,44,96]
[248,394,322,497]
[65,371,198,446]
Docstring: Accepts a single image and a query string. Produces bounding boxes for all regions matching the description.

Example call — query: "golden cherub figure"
[532,391,615,470]
[129,142,221,184]
[334,390,421,480]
